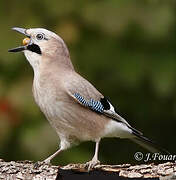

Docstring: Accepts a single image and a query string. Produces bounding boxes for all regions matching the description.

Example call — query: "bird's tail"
[130,130,170,154]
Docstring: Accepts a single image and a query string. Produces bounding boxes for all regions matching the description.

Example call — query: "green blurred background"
[0,0,176,165]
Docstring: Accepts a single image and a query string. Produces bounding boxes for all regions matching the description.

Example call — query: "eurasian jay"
[8,27,168,170]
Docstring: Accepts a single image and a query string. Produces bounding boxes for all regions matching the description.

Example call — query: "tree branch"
[0,159,175,179]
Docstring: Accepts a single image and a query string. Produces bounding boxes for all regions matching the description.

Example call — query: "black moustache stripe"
[27,44,41,55]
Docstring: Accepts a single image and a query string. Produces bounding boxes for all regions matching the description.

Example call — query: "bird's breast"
[32,76,110,142]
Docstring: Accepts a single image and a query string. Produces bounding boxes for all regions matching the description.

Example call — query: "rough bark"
[0,159,175,180]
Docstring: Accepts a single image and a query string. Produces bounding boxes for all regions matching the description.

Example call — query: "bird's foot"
[33,160,51,169]
[85,159,100,171]
[43,158,51,165]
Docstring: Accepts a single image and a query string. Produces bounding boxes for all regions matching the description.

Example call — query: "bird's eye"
[36,33,44,40]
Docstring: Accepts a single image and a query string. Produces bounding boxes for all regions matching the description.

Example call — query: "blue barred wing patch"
[74,93,88,106]
[88,99,104,113]
[74,93,104,113]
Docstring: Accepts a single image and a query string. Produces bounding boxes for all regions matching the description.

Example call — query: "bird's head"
[8,27,71,71]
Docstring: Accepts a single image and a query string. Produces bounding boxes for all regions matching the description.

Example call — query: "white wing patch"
[108,100,115,112]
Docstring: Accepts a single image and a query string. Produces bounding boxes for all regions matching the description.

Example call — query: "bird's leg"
[43,148,63,164]
[86,140,100,171]
[34,148,63,168]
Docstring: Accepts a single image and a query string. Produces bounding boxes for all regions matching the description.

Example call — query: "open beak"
[8,27,31,53]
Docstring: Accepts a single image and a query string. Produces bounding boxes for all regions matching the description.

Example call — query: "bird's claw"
[33,160,51,169]
[34,161,42,169]
[85,159,100,171]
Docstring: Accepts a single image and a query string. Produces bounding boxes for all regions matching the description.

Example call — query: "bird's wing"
[73,92,131,125]
[66,72,134,128]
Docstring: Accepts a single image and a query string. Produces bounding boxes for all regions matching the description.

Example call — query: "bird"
[8,27,168,170]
